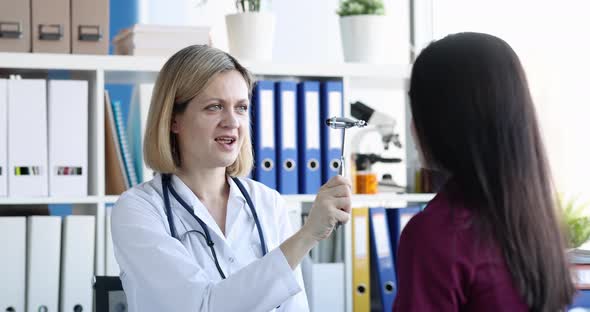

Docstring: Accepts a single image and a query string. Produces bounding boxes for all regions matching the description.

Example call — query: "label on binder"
[260,90,275,148]
[329,91,342,149]
[282,91,296,149]
[306,92,320,149]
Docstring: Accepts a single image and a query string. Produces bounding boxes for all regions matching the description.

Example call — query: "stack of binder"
[0,215,96,312]
[112,24,211,56]
[0,77,88,198]
[250,79,344,194]
[347,206,423,311]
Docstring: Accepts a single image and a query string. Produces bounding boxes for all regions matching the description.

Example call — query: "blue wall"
[106,0,140,124]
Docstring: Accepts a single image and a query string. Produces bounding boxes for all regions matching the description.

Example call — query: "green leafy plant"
[560,194,590,248]
[235,0,262,12]
[337,0,385,17]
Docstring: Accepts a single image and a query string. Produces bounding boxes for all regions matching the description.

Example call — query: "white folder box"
[48,80,88,196]
[26,216,62,312]
[0,79,7,196]
[105,206,120,276]
[0,217,26,312]
[307,263,345,312]
[8,79,48,197]
[60,215,96,312]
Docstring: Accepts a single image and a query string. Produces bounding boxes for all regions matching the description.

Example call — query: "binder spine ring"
[330,159,341,170]
[283,159,295,171]
[384,281,395,293]
[262,158,274,171]
[357,283,367,294]
[307,159,319,171]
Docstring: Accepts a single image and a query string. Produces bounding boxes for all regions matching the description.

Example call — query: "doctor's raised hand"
[110,44,351,312]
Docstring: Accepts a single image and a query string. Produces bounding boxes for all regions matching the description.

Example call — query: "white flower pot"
[225,12,275,62]
[339,15,388,63]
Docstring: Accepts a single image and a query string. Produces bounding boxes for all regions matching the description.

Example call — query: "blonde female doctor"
[111,45,352,312]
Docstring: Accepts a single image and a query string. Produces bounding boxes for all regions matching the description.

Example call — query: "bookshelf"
[0,196,103,205]
[0,52,433,312]
[0,52,410,78]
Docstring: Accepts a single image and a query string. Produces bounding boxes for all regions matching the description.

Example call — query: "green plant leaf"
[234,0,261,13]
[337,0,385,16]
[559,194,590,248]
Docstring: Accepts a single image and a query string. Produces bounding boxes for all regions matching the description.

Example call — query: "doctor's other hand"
[302,176,352,242]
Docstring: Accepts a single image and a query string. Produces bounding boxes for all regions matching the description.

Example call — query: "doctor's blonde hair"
[143,45,254,177]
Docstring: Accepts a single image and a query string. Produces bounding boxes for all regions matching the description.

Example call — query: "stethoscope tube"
[162,174,267,280]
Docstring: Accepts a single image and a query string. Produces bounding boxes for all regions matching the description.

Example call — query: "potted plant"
[225,0,275,61]
[560,195,590,249]
[337,0,387,63]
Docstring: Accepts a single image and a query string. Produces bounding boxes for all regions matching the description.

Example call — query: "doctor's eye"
[206,104,223,112]
[236,105,249,113]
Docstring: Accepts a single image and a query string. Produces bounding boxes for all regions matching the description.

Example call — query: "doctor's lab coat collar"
[166,174,249,239]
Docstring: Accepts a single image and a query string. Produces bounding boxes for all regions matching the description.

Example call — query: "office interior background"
[1,0,590,311]
[143,0,590,203]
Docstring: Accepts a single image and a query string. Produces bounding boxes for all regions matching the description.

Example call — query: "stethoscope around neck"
[161,173,268,279]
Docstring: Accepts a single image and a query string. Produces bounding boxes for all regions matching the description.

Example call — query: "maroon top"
[393,187,529,312]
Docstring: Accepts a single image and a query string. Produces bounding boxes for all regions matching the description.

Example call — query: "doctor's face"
[171,70,250,171]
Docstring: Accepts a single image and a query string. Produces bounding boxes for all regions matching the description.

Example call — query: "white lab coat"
[111,173,310,312]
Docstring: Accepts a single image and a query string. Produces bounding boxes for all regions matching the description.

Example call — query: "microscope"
[349,101,403,194]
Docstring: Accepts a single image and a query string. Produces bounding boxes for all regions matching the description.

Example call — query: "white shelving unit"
[0,196,103,205]
[0,52,411,78]
[0,52,433,312]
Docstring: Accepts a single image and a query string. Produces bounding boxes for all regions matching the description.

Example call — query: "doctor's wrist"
[279,228,318,269]
[297,227,320,249]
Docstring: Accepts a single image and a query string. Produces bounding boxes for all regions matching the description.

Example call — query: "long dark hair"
[409,32,575,311]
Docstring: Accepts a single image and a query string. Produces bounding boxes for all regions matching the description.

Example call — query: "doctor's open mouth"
[215,135,238,150]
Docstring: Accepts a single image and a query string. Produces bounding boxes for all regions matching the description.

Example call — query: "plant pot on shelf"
[339,14,388,63]
[225,12,275,62]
